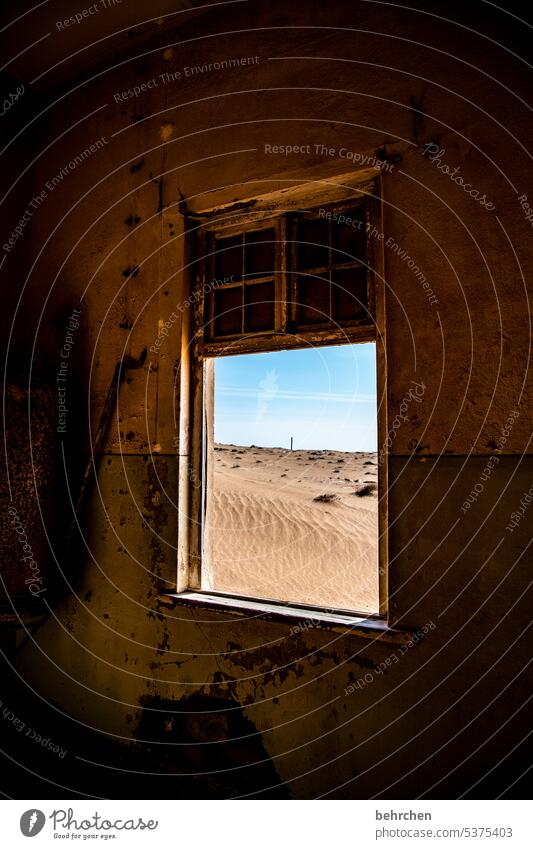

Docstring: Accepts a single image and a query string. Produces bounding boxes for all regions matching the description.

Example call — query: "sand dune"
[205,444,379,614]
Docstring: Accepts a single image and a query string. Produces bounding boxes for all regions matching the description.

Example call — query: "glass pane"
[333,267,368,322]
[244,280,275,332]
[296,273,330,325]
[245,229,275,278]
[214,234,243,281]
[331,208,366,264]
[296,217,329,269]
[213,286,242,336]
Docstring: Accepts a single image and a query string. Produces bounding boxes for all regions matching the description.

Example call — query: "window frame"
[202,216,287,342]
[176,174,389,624]
[197,199,378,358]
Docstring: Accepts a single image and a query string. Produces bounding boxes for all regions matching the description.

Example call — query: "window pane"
[214,234,243,281]
[245,228,275,278]
[244,280,275,332]
[213,286,242,336]
[331,209,366,264]
[333,267,368,322]
[296,217,329,269]
[296,273,330,325]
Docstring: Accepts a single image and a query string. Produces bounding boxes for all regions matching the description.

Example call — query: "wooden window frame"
[202,216,287,342]
[197,199,377,357]
[175,173,389,625]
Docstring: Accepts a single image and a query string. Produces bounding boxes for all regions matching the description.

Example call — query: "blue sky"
[214,343,377,452]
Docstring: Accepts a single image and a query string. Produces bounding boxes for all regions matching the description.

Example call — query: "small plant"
[353,483,377,497]
[313,493,340,503]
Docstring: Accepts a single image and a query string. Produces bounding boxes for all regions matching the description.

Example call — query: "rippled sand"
[205,444,379,614]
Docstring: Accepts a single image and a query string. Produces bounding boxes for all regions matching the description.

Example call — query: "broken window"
[178,186,387,620]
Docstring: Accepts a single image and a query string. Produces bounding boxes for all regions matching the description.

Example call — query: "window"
[177,176,387,623]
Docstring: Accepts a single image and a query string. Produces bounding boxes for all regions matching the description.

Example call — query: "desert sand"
[205,444,379,614]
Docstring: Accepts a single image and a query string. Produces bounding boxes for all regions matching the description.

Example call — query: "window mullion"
[241,233,245,335]
[279,216,288,333]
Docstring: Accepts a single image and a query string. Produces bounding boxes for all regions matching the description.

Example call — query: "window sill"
[158,591,410,643]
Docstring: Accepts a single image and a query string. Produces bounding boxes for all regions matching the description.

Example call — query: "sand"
[205,444,379,614]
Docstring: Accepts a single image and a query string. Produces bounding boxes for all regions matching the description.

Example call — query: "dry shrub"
[313,493,340,503]
[354,483,377,497]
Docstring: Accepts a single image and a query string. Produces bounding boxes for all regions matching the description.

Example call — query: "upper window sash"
[194,198,377,355]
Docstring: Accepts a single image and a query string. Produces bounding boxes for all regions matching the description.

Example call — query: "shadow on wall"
[0,653,289,799]
[136,693,290,799]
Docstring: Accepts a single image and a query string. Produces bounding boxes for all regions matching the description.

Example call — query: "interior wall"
[6,0,532,798]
